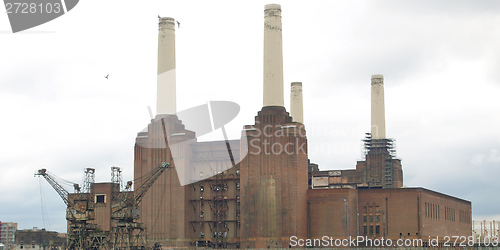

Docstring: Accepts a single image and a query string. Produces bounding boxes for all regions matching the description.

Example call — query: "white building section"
[371,74,386,139]
[157,17,176,115]
[263,4,284,107]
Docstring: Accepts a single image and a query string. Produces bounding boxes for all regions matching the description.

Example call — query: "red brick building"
[59,3,474,249]
[127,3,472,248]
[239,106,308,248]
[305,187,471,246]
[133,115,242,248]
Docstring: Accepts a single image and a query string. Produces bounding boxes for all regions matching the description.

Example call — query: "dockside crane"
[110,162,171,250]
[35,168,106,250]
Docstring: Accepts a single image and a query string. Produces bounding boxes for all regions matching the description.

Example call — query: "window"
[376,226,380,234]
[363,226,367,235]
[363,215,367,222]
[369,215,373,222]
[376,215,380,222]
[95,194,106,204]
[369,226,373,235]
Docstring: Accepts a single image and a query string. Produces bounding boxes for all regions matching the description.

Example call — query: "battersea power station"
[116,4,472,248]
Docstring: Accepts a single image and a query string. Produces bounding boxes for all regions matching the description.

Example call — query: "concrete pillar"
[263,4,284,107]
[157,17,176,115]
[371,74,386,139]
[291,82,303,123]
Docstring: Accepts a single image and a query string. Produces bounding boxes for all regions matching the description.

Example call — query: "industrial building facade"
[306,187,471,247]
[11,3,468,249]
[126,4,473,249]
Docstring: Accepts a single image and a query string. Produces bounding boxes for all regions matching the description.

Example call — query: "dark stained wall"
[307,188,358,239]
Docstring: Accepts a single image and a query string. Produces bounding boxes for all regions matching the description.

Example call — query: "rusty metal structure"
[35,169,107,250]
[110,162,171,250]
[36,164,169,250]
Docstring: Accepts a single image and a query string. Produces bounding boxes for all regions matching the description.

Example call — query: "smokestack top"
[371,74,384,84]
[371,74,385,139]
[159,17,175,31]
[291,82,302,86]
[265,4,281,10]
[157,16,176,115]
[263,3,284,107]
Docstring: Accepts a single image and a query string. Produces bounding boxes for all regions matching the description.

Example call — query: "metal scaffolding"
[188,142,241,249]
[362,133,398,188]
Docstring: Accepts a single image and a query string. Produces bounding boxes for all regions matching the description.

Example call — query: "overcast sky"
[1,0,499,233]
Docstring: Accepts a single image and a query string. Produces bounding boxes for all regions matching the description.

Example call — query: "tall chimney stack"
[156,17,176,115]
[263,4,284,107]
[291,82,303,123]
[371,74,386,139]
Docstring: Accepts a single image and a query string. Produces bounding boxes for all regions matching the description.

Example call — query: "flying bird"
[176,21,180,28]
[104,74,109,79]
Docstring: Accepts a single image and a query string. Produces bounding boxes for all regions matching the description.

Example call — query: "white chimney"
[156,17,176,115]
[290,82,303,123]
[263,4,284,107]
[371,74,386,139]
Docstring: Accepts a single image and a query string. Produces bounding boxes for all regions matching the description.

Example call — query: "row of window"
[200,231,228,239]
[362,214,381,223]
[362,205,382,236]
[200,210,241,218]
[445,207,456,221]
[198,196,240,202]
[198,221,241,239]
[363,205,380,215]
[198,182,240,193]
[363,225,381,235]
[459,209,471,223]
[425,203,470,223]
[425,202,440,219]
